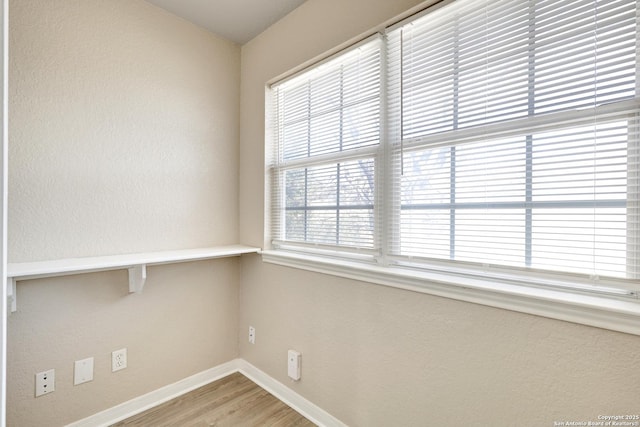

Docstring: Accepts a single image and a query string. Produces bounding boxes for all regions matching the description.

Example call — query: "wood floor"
[111,372,316,427]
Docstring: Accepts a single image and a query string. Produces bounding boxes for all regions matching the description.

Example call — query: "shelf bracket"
[7,277,16,313]
[128,265,147,294]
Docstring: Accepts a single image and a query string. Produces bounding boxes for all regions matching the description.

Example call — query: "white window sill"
[262,250,640,336]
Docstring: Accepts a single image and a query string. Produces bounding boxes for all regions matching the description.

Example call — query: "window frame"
[270,35,383,256]
[265,0,640,336]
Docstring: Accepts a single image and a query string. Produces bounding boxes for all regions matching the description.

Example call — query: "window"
[269,0,640,307]
[270,38,382,253]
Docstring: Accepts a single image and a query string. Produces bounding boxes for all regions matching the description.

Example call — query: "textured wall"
[238,0,640,425]
[8,1,241,425]
[240,257,640,426]
[9,259,240,426]
[9,0,240,262]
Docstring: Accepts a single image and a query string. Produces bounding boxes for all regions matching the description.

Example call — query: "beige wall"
[238,0,640,426]
[10,0,240,262]
[8,0,640,425]
[9,259,239,426]
[8,1,241,425]
[240,258,640,426]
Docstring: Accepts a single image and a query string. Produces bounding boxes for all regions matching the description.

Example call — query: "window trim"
[262,249,640,336]
[265,0,640,336]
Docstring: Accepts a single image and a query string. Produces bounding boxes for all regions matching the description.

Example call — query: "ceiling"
[145,0,307,45]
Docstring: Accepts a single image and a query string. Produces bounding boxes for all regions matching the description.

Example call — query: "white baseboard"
[236,359,347,427]
[65,358,346,427]
[66,360,238,427]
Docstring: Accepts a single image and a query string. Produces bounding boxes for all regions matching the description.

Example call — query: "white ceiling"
[145,0,307,45]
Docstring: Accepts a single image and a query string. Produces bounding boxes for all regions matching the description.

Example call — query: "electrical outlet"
[74,357,94,385]
[248,326,255,344]
[112,348,127,372]
[35,369,55,397]
[288,350,301,381]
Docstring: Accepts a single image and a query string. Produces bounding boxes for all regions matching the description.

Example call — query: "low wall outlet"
[287,350,301,381]
[74,357,94,385]
[35,369,55,397]
[249,326,255,344]
[112,348,127,372]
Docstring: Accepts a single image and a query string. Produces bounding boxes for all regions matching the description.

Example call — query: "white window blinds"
[270,38,382,253]
[270,0,640,291]
[386,0,639,281]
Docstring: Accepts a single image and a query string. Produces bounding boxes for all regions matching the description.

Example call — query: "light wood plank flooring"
[110,372,316,427]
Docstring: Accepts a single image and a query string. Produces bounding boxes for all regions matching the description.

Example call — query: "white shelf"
[6,245,261,312]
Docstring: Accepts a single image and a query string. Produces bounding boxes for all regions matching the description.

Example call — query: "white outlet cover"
[35,369,55,397]
[112,348,127,372]
[74,357,94,385]
[288,349,301,381]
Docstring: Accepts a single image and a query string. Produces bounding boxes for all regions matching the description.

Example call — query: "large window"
[269,0,640,298]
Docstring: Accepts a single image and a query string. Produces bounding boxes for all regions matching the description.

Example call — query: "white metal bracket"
[7,277,16,313]
[128,265,147,294]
